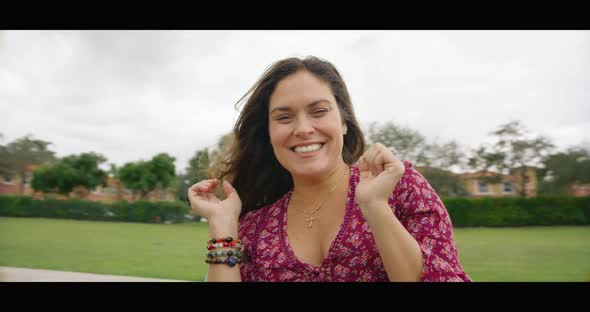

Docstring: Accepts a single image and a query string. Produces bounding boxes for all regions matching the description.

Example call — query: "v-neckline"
[280,165,356,271]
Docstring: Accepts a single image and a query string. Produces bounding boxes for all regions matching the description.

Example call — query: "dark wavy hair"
[211,56,365,218]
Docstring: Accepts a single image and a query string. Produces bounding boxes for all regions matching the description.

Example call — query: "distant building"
[0,164,37,196]
[458,167,537,197]
[570,184,590,197]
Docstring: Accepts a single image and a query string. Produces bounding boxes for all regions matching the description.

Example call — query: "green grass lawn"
[454,226,590,281]
[1,217,589,281]
[0,217,208,281]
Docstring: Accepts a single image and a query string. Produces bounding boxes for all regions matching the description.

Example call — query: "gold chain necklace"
[290,168,348,229]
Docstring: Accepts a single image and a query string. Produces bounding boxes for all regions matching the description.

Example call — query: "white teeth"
[293,143,323,153]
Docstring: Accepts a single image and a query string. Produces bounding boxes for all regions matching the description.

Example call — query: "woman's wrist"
[208,216,239,238]
[358,200,391,220]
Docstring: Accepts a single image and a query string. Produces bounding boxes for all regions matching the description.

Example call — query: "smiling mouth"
[291,143,324,154]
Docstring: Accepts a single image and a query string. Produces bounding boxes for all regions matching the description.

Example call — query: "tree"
[538,146,590,195]
[31,152,108,197]
[418,167,468,197]
[187,148,210,183]
[0,133,8,176]
[117,153,176,200]
[467,120,555,196]
[366,122,471,196]
[0,143,10,177]
[367,122,465,169]
[414,141,468,197]
[367,122,427,164]
[467,146,505,184]
[32,162,77,195]
[420,140,466,171]
[118,161,154,200]
[151,153,176,191]
[107,163,118,177]
[177,148,210,202]
[2,134,56,194]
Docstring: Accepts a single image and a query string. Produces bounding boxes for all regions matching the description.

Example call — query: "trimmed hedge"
[0,195,192,224]
[1,195,589,227]
[441,196,590,227]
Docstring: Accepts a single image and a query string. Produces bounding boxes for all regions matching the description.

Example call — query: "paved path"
[0,266,191,282]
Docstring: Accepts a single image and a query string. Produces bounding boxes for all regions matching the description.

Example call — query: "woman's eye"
[276,115,291,121]
[313,109,328,115]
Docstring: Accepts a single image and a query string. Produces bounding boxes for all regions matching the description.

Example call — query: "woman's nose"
[293,117,314,137]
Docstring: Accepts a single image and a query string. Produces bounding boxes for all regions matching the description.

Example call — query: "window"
[478,181,488,193]
[503,182,513,193]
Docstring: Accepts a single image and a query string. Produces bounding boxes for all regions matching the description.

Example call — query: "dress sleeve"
[389,161,472,282]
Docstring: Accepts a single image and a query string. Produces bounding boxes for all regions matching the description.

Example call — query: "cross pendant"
[306,215,319,228]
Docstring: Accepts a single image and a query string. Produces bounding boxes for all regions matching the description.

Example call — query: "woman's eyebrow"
[270,99,331,114]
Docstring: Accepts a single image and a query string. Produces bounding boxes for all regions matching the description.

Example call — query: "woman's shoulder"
[397,160,431,191]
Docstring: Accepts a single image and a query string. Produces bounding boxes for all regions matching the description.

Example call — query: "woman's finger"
[357,155,368,171]
[366,145,379,175]
[374,152,385,174]
[196,184,210,191]
[190,180,208,190]
[191,179,217,191]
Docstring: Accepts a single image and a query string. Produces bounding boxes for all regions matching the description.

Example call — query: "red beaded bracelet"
[207,242,242,250]
[207,236,241,245]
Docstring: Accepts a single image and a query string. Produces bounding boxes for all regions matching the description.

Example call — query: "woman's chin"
[288,162,331,179]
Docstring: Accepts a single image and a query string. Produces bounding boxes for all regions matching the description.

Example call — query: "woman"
[188,56,471,282]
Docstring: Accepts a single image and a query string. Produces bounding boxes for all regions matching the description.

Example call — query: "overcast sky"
[1,30,589,173]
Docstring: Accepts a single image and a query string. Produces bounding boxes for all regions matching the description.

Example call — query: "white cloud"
[1,30,588,172]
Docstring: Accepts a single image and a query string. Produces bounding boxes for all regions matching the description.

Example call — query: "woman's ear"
[343,123,348,135]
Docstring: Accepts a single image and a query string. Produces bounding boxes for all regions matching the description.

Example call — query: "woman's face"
[268,70,347,179]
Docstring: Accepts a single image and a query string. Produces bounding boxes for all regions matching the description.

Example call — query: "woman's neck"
[291,161,349,202]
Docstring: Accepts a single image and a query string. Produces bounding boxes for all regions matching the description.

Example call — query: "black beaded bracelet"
[205,256,242,267]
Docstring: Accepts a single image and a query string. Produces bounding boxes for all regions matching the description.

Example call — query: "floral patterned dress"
[237,161,472,282]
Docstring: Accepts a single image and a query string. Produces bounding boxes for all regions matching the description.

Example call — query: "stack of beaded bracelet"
[205,236,244,267]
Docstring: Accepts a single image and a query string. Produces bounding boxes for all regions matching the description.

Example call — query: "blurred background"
[0,30,589,282]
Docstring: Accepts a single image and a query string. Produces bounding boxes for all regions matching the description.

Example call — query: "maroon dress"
[237,161,472,282]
